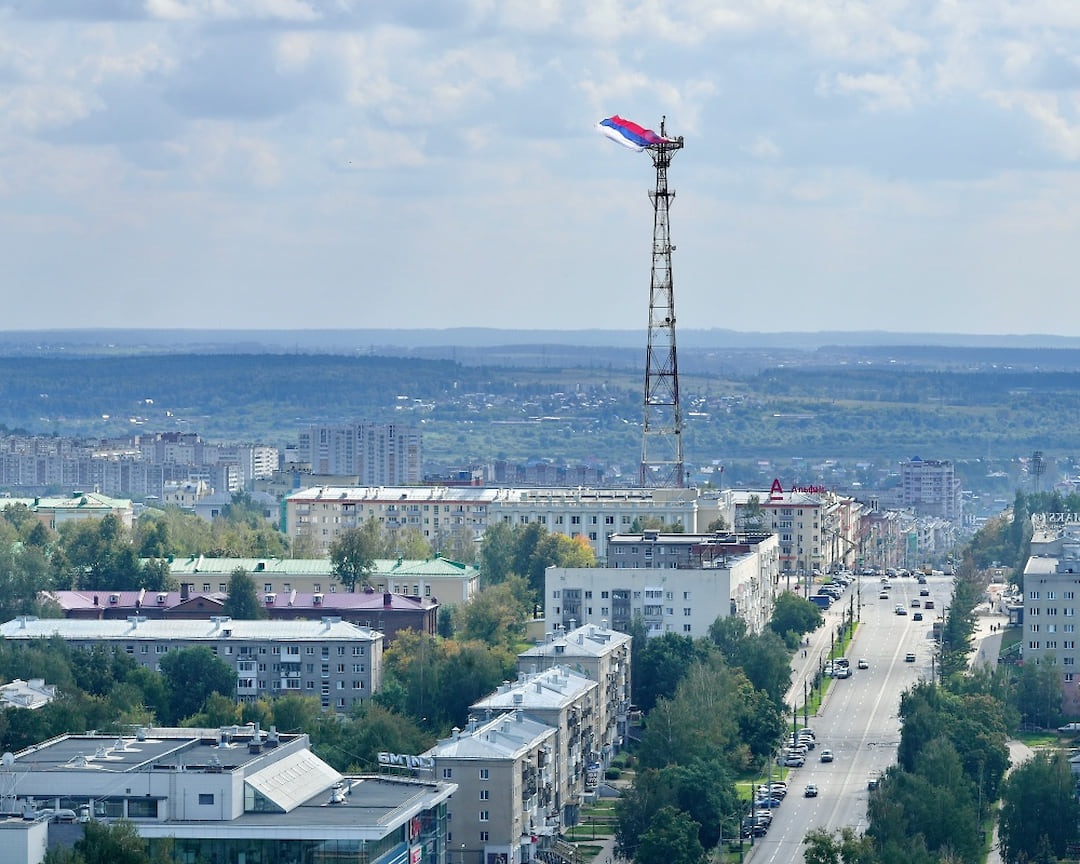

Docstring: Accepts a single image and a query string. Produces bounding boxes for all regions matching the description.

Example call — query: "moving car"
[911,599,921,607]
[879,591,890,600]
[896,606,908,616]
[925,600,935,609]
[819,749,834,762]
[804,783,819,798]
[905,652,916,663]
[912,612,924,621]
[857,658,869,669]
[919,588,930,596]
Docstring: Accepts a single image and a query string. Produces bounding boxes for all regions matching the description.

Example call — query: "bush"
[605,768,622,780]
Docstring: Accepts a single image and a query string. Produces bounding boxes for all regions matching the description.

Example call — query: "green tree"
[329,520,382,592]
[1013,660,1063,729]
[159,646,236,724]
[803,827,875,864]
[633,632,705,713]
[479,521,515,586]
[999,751,1080,864]
[74,819,149,864]
[223,567,267,619]
[456,574,531,647]
[768,591,823,645]
[271,693,321,733]
[634,805,705,864]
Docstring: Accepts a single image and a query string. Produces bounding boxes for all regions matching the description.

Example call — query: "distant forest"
[0,354,1076,487]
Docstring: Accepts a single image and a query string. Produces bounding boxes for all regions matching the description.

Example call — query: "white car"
[804,783,819,798]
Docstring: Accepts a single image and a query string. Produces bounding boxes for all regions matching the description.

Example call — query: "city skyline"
[4,2,1080,335]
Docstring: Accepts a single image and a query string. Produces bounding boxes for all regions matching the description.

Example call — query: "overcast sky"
[4,1,1080,335]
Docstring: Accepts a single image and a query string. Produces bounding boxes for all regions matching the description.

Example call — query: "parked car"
[819,749,834,762]
[754,796,782,809]
[804,783,819,798]
[781,754,805,767]
[857,658,869,669]
[905,652,916,663]
[835,666,852,679]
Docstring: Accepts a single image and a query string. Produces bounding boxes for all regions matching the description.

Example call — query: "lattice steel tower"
[640,117,685,488]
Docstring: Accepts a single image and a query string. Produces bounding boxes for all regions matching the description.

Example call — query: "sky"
[4,1,1080,335]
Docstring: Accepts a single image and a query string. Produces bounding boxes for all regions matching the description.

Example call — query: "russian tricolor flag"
[597,115,670,151]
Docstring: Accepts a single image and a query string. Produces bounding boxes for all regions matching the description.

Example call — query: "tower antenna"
[597,114,686,487]
[641,116,685,487]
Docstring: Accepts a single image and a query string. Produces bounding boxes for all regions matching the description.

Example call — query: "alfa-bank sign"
[769,478,828,501]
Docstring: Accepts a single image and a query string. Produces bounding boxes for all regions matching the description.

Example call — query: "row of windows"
[1030,591,1078,600]
[1027,608,1076,616]
[442,768,491,780]
[554,590,678,601]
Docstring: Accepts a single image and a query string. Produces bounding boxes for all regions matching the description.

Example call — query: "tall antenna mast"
[640,116,685,487]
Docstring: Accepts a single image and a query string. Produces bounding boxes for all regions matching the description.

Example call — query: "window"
[480,831,489,842]
[1030,591,1040,600]
[1048,591,1057,600]
[479,768,489,780]
[337,664,346,673]
[1067,592,1076,600]
[353,646,365,656]
[684,608,692,616]
[479,811,489,822]
[198,794,214,805]
[264,584,273,593]
[683,624,692,633]
[1066,657,1076,666]
[479,790,489,800]
[202,583,210,592]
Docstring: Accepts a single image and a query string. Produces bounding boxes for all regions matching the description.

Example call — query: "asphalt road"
[746,572,952,864]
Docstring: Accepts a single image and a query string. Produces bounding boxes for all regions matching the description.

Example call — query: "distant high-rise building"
[901,457,962,522]
[297,422,421,485]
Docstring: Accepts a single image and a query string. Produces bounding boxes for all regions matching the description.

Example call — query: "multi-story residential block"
[517,624,632,760]
[2,726,454,864]
[424,712,558,864]
[546,531,779,638]
[469,666,602,832]
[0,616,383,713]
[284,485,721,560]
[730,484,863,576]
[1023,527,1080,714]
[45,586,438,642]
[165,554,480,605]
[901,457,962,522]
[297,422,422,485]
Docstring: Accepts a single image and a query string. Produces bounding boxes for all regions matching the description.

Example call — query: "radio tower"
[640,117,685,487]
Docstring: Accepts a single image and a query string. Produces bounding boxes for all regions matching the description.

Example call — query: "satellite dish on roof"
[1,753,13,767]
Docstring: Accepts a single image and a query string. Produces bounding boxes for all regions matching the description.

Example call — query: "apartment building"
[470,667,601,832]
[2,726,454,864]
[284,485,719,560]
[424,712,558,864]
[546,531,779,638]
[901,457,962,522]
[297,422,422,485]
[1022,531,1080,714]
[517,624,632,759]
[0,616,383,713]
[730,484,863,576]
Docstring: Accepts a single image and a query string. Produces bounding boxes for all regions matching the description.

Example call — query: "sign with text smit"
[378,752,435,771]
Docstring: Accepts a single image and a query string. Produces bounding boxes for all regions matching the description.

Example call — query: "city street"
[746,572,952,864]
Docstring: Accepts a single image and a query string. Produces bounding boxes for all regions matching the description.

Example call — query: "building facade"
[297,423,422,485]
[166,554,480,605]
[546,531,779,638]
[901,457,962,522]
[469,667,602,833]
[517,624,632,762]
[424,712,558,864]
[1,726,454,864]
[284,485,721,561]
[1022,530,1080,714]
[0,617,383,713]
